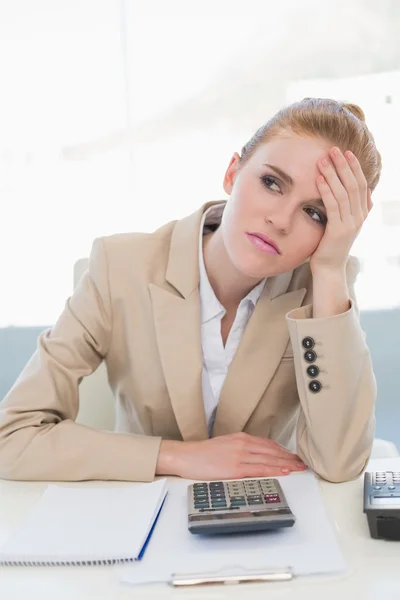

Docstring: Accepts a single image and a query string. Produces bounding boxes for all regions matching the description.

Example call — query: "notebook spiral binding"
[0,557,137,567]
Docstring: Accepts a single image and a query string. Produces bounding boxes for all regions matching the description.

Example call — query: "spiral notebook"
[0,479,168,566]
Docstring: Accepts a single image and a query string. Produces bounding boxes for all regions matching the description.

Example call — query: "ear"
[223,152,241,195]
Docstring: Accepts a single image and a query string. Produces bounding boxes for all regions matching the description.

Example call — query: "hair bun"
[343,103,366,122]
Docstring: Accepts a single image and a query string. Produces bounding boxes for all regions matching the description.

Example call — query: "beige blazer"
[0,202,376,483]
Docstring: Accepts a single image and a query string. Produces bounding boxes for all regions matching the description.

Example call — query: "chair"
[73,258,399,459]
[370,438,399,459]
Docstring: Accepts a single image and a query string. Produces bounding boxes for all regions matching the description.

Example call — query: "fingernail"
[345,150,353,160]
[281,468,290,474]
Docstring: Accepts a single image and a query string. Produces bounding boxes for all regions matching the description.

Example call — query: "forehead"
[252,132,331,180]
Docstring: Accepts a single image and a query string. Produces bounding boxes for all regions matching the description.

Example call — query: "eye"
[304,206,327,226]
[260,175,281,193]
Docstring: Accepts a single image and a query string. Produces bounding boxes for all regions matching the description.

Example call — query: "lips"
[247,232,281,254]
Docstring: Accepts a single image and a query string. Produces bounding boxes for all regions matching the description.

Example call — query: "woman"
[0,98,381,484]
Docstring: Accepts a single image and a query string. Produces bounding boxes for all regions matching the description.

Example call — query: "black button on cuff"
[302,336,315,350]
[304,350,317,363]
[309,380,322,393]
[306,365,320,378]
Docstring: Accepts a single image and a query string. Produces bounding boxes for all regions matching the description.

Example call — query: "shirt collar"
[198,204,266,324]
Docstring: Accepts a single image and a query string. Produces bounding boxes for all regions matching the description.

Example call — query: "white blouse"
[199,204,266,436]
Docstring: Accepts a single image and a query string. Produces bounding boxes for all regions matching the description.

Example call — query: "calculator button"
[373,486,382,490]
[244,489,259,493]
[211,500,227,507]
[230,499,246,506]
[194,502,210,509]
[264,494,280,503]
[388,486,396,490]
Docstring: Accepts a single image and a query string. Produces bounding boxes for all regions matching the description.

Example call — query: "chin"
[235,259,281,280]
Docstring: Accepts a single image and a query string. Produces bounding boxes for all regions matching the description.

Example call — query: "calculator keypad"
[372,471,400,493]
[192,479,282,510]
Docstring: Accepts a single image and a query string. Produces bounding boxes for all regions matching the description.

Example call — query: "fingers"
[316,175,341,227]
[237,433,301,461]
[247,442,302,463]
[317,147,368,224]
[344,150,369,218]
[317,150,353,221]
[231,434,306,472]
[237,464,297,479]
[367,188,373,212]
[244,451,306,471]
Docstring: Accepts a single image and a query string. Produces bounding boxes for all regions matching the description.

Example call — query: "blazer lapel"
[211,279,306,437]
[148,201,222,442]
[149,284,208,441]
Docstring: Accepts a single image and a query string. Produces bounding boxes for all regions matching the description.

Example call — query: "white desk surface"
[1,457,399,600]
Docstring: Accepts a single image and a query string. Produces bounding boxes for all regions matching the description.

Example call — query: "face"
[220,130,331,279]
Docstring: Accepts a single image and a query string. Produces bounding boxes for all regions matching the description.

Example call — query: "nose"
[264,199,296,234]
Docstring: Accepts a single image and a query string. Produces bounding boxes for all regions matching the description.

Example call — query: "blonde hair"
[240,97,382,191]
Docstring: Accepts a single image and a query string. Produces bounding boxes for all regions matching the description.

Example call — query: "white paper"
[120,471,346,585]
[0,478,167,564]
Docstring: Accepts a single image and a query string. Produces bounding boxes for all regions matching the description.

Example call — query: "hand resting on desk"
[156,432,306,480]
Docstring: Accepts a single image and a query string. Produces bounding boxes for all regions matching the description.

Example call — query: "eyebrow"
[263,163,326,208]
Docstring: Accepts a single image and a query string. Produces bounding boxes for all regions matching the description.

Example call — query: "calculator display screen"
[372,496,400,506]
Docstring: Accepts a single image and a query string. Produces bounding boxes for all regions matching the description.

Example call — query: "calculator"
[187,478,295,535]
[364,470,400,540]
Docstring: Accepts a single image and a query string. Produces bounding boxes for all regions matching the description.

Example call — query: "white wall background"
[0,0,399,325]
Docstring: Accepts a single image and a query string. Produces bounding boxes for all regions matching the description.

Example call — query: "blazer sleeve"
[0,238,161,482]
[286,258,376,483]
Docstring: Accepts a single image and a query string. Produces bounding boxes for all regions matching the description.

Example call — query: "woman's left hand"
[310,146,372,274]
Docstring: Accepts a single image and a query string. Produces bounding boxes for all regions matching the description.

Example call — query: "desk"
[1,457,400,600]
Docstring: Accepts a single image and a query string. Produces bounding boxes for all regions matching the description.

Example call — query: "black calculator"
[364,470,400,540]
[187,478,295,535]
